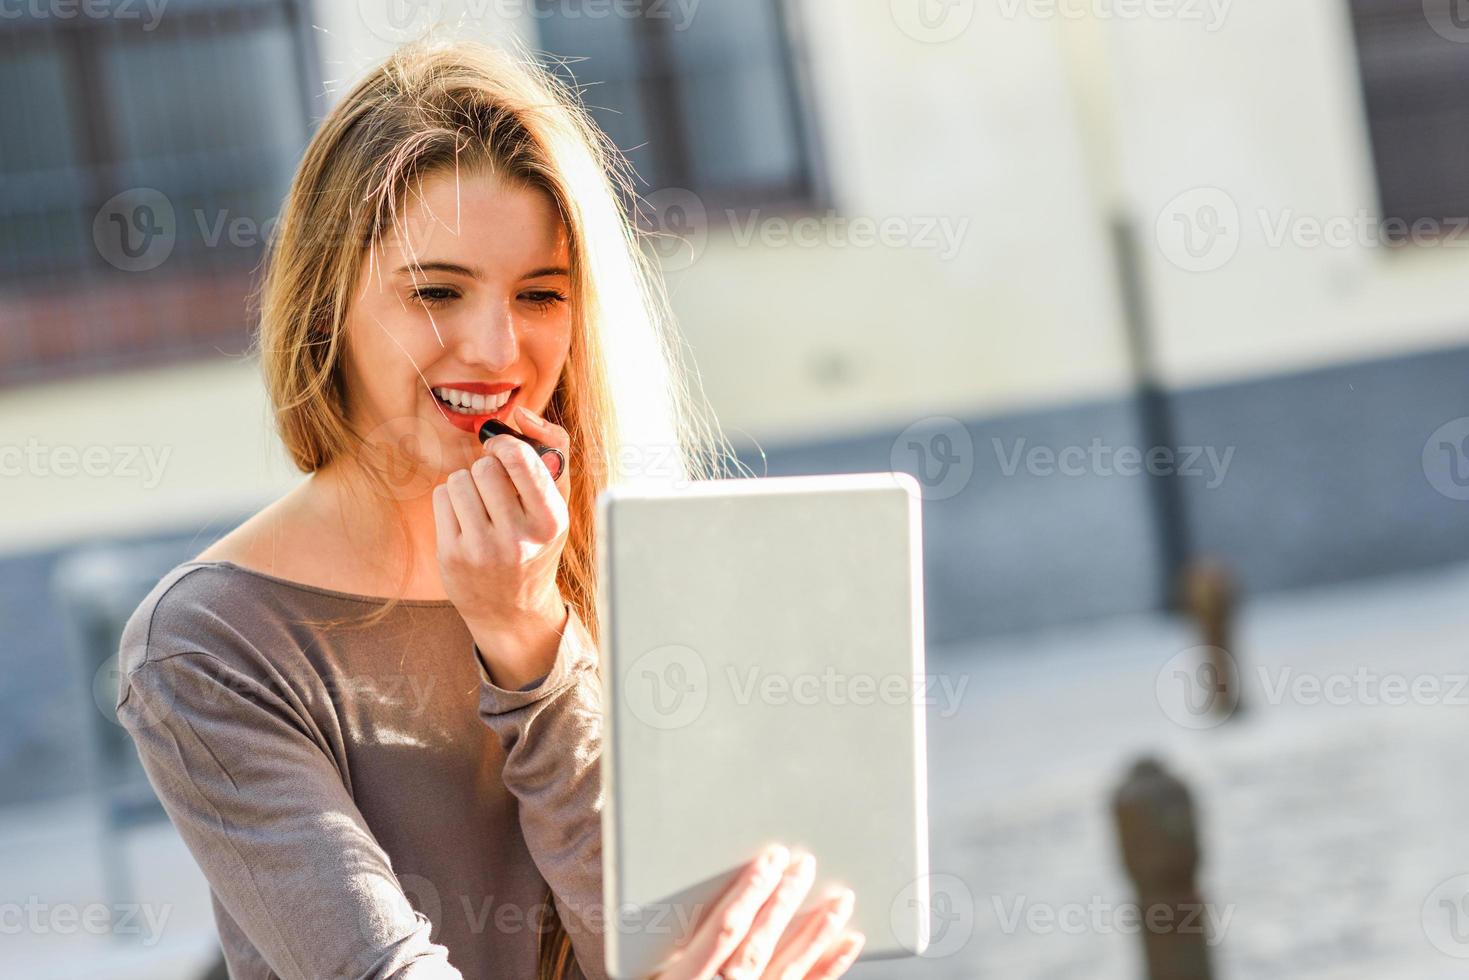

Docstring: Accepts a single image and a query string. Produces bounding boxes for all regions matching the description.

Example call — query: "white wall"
[661,0,1134,441]
[1105,0,1469,387]
[0,358,298,555]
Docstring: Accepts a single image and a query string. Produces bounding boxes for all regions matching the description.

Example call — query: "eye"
[411,285,459,308]
[520,288,568,312]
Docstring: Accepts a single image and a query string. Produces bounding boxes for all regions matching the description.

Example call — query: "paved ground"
[5,559,1468,978]
[850,559,1469,979]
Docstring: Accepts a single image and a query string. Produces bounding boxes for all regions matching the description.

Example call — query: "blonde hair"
[249,36,733,979]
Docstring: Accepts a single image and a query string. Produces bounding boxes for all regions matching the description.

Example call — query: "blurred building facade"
[5,0,1469,803]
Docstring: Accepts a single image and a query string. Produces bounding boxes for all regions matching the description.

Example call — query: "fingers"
[719,850,815,980]
[515,405,572,498]
[485,433,566,539]
[761,888,855,980]
[470,451,522,526]
[804,931,865,979]
[431,482,460,551]
[435,405,569,556]
[443,467,490,540]
[669,844,791,979]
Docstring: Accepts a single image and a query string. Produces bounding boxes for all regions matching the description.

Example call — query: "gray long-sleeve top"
[115,560,608,980]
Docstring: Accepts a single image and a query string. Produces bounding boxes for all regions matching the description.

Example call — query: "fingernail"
[761,845,790,872]
[832,889,854,916]
[517,405,543,425]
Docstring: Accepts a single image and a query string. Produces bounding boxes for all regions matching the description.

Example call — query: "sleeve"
[117,649,464,980]
[476,604,608,980]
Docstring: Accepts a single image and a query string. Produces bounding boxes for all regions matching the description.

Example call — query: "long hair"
[250,36,732,979]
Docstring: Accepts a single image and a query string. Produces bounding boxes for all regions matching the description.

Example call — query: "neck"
[307,456,447,600]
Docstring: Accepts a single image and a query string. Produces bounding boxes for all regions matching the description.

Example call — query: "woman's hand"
[655,845,865,980]
[432,406,573,689]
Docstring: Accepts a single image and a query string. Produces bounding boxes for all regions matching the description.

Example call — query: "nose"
[452,298,519,372]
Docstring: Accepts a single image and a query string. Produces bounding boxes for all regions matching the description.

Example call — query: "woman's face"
[341,168,573,483]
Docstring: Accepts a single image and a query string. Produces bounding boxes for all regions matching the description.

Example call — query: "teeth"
[432,386,512,415]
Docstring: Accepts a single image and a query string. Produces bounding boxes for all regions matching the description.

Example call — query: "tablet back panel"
[597,473,930,979]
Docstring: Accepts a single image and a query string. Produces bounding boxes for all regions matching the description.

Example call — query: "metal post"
[1113,758,1215,980]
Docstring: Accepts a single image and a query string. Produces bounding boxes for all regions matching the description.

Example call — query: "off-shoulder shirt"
[115,559,608,980]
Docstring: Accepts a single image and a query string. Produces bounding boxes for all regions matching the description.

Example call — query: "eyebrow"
[393,261,569,281]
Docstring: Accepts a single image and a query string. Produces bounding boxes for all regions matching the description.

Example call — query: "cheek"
[523,317,573,387]
[346,303,440,403]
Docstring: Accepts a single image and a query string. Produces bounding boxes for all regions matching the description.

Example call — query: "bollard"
[1112,758,1215,980]
[1181,559,1242,721]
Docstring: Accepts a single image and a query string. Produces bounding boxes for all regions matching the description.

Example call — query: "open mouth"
[431,386,516,416]
[428,384,519,432]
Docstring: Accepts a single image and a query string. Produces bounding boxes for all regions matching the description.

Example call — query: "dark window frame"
[535,0,828,216]
[0,0,322,386]
[1347,0,1469,244]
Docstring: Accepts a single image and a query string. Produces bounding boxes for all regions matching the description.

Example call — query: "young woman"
[114,38,864,980]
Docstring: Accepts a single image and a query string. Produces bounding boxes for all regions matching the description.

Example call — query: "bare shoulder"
[191,477,411,597]
[194,482,319,574]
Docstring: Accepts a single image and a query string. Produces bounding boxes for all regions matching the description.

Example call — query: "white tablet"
[596,472,931,979]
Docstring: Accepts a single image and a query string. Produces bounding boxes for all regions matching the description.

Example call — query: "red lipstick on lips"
[428,381,518,434]
[428,381,565,480]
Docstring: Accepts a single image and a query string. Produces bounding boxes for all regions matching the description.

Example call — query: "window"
[1348,0,1469,238]
[0,0,319,384]
[533,0,822,208]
